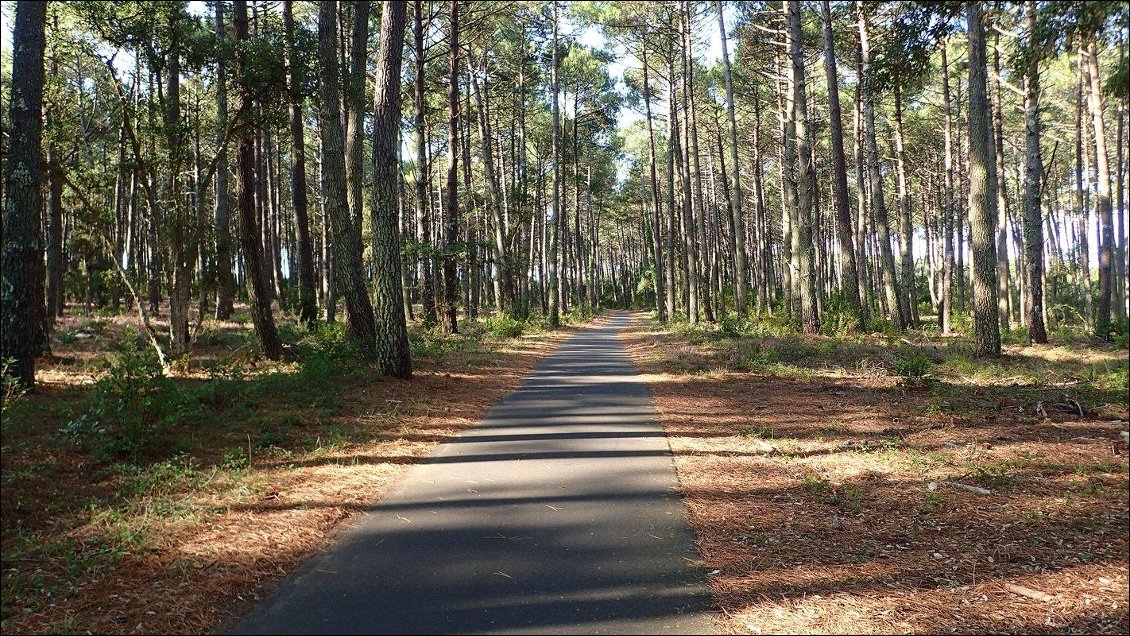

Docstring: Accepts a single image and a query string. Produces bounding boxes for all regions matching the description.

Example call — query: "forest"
[1,1,1128,634]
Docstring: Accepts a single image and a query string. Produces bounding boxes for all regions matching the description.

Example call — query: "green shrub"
[1,358,28,427]
[893,350,933,385]
[484,313,525,339]
[60,343,196,461]
[718,316,743,339]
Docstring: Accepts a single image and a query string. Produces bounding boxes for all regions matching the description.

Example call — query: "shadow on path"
[231,312,714,635]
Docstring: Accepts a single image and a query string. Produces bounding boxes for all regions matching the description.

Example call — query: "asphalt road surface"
[231,312,714,635]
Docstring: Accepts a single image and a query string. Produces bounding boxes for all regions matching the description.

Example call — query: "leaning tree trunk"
[319,0,378,356]
[966,0,1002,355]
[283,0,319,329]
[371,1,411,378]
[1,0,47,387]
[233,0,283,360]
[1022,0,1048,344]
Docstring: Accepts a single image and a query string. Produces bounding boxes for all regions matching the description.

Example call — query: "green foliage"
[484,313,526,339]
[820,292,864,337]
[299,322,360,361]
[0,358,29,427]
[59,342,195,461]
[718,316,744,339]
[919,490,944,514]
[893,350,933,385]
[410,325,464,360]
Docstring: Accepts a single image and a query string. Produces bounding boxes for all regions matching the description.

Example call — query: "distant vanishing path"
[232,311,714,635]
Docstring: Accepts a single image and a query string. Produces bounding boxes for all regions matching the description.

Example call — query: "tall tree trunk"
[467,55,511,313]
[941,42,956,334]
[992,29,1012,330]
[46,150,65,319]
[166,6,196,358]
[234,0,282,360]
[1085,41,1115,340]
[319,0,378,356]
[641,35,666,322]
[283,0,319,329]
[966,1,1002,355]
[717,0,749,319]
[371,1,411,378]
[664,40,678,320]
[547,0,561,328]
[413,0,438,328]
[684,0,710,322]
[788,0,819,334]
[346,1,370,252]
[443,0,461,333]
[1075,50,1093,326]
[894,83,916,327]
[1022,0,1048,344]
[214,1,236,320]
[857,1,904,329]
[678,25,698,324]
[820,0,864,331]
[1,0,47,387]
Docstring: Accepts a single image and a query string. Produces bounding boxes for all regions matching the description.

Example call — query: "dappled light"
[624,316,1128,634]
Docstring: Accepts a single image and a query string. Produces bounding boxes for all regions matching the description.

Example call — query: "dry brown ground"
[2,308,595,634]
[622,316,1129,635]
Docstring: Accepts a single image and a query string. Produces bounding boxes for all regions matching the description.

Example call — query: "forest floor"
[624,315,1129,635]
[0,305,595,634]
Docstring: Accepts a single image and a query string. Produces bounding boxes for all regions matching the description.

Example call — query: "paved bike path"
[232,312,714,634]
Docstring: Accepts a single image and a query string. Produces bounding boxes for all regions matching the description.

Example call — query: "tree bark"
[319,0,378,356]
[718,0,749,319]
[413,0,438,328]
[992,29,1012,330]
[1085,41,1115,340]
[894,83,916,327]
[346,1,370,252]
[443,0,461,333]
[966,0,1002,355]
[1022,0,1048,344]
[371,1,411,378]
[941,42,956,334]
[641,32,666,322]
[857,1,904,329]
[214,1,236,320]
[788,0,819,334]
[1,0,47,387]
[234,0,283,360]
[547,0,561,328]
[282,0,319,329]
[467,54,511,313]
[820,0,864,331]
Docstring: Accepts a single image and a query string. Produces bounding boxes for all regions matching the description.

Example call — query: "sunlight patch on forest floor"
[623,316,1129,635]
[0,306,588,634]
